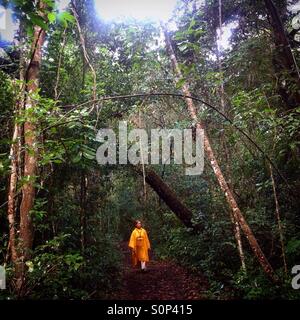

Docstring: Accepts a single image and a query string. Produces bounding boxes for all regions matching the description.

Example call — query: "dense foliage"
[0,0,299,299]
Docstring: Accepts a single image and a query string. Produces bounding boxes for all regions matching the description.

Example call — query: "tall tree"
[163,25,277,282]
[264,0,300,109]
[216,0,246,272]
[6,0,48,292]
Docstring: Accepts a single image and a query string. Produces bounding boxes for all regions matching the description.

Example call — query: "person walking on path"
[128,220,151,272]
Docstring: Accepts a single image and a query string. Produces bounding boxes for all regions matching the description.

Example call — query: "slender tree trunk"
[217,0,246,272]
[138,110,147,203]
[7,121,20,264]
[269,163,287,275]
[7,18,26,276]
[54,28,67,101]
[6,2,47,294]
[229,212,247,271]
[80,172,87,252]
[163,25,277,282]
[19,22,46,262]
[71,1,97,102]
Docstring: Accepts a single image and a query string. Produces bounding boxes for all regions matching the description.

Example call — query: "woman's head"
[135,220,142,229]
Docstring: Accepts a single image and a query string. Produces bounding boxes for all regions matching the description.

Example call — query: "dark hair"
[134,220,141,226]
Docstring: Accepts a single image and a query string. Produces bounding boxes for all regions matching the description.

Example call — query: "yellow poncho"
[128,227,151,266]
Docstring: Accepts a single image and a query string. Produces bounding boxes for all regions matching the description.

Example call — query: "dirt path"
[109,242,209,300]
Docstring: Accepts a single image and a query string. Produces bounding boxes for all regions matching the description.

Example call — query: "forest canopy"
[0,0,300,300]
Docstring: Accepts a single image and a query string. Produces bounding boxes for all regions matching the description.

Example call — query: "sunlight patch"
[95,0,177,22]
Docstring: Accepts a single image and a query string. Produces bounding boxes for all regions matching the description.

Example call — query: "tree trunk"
[19,22,46,261]
[6,4,46,294]
[80,172,87,252]
[7,121,20,264]
[163,25,277,282]
[54,28,67,101]
[264,0,300,109]
[71,2,97,102]
[7,15,28,264]
[217,0,246,272]
[136,167,203,231]
[269,163,287,274]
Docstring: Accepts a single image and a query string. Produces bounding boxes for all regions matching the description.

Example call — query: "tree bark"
[7,121,20,264]
[163,25,277,282]
[19,22,46,261]
[136,167,203,231]
[6,3,47,294]
[7,17,26,267]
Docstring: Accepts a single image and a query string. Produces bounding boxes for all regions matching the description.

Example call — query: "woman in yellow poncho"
[128,220,151,272]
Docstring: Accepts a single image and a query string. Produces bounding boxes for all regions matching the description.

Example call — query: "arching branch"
[58,92,290,190]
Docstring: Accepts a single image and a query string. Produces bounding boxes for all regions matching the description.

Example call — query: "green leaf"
[47,12,56,23]
[188,18,196,30]
[174,31,185,41]
[83,151,95,160]
[25,261,34,273]
[82,146,96,160]
[72,152,82,163]
[178,43,188,52]
[28,13,49,30]
[175,78,186,89]
[43,0,56,8]
[58,11,75,27]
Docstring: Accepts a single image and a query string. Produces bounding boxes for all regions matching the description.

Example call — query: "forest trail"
[109,242,209,300]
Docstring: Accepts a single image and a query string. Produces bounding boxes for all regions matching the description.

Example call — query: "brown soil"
[109,242,209,300]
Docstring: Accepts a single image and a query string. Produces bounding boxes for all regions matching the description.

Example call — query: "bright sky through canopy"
[57,0,70,12]
[94,0,177,22]
[0,6,18,44]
